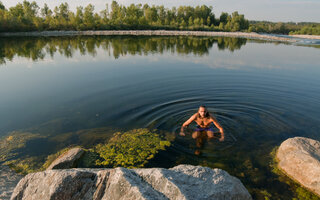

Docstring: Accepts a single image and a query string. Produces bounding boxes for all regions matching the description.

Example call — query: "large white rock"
[11,165,252,200]
[277,137,320,195]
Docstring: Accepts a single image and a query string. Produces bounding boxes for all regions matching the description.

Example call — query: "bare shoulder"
[191,113,198,119]
[209,114,217,121]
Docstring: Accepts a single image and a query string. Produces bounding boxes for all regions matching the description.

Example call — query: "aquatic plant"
[77,149,100,168]
[95,128,171,168]
[0,131,45,162]
[4,157,42,174]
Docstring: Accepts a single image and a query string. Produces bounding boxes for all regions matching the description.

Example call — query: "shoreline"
[0,30,298,42]
[290,34,320,40]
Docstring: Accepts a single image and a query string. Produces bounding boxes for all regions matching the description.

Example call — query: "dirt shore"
[290,34,320,40]
[0,30,298,42]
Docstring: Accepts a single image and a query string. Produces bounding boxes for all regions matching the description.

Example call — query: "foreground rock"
[47,147,84,170]
[11,165,252,200]
[0,165,24,200]
[277,137,320,196]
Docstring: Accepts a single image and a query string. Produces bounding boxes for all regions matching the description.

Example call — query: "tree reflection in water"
[0,36,248,65]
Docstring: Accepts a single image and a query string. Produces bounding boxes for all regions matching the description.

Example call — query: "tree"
[219,12,228,24]
[0,1,260,33]
[73,6,84,30]
[84,4,95,29]
[207,16,211,26]
[188,16,193,27]
[41,3,52,18]
[0,1,5,10]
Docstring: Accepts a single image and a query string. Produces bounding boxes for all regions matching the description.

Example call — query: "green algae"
[95,128,171,168]
[0,131,45,163]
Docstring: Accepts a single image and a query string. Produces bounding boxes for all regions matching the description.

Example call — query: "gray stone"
[277,137,320,196]
[47,147,85,170]
[11,165,252,200]
[0,165,24,200]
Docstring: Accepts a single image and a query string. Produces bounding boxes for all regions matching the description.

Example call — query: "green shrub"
[95,128,170,168]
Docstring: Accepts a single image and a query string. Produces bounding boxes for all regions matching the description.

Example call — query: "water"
[0,36,320,199]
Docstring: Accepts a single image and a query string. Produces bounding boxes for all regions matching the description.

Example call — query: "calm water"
[0,36,320,199]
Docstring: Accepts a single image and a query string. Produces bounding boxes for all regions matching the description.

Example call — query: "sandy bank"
[0,30,296,42]
[290,34,320,40]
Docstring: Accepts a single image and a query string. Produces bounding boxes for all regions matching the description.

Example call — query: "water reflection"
[0,36,247,64]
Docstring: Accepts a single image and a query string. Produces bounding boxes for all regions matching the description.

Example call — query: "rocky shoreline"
[11,165,252,200]
[0,30,297,42]
[3,136,320,199]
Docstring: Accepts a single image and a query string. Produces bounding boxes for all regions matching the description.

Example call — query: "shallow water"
[0,36,320,199]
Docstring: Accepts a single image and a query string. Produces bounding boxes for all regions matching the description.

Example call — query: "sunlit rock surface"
[277,137,320,196]
[11,165,252,200]
[46,147,84,170]
[0,165,24,200]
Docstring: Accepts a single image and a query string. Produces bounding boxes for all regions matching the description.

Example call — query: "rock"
[11,165,252,200]
[47,147,85,170]
[277,137,320,196]
[0,165,24,200]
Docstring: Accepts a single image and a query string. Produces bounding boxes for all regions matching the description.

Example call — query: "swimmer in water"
[180,105,225,141]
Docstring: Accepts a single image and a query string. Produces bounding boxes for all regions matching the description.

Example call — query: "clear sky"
[3,0,320,22]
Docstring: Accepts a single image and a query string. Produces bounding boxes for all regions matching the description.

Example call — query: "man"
[180,105,225,142]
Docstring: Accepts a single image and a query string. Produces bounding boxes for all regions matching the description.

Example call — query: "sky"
[2,0,320,22]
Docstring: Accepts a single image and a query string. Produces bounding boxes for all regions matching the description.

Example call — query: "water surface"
[0,36,320,199]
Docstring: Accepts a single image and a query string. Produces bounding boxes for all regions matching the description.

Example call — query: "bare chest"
[195,117,211,127]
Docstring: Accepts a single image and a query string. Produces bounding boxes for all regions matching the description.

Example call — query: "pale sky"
[2,0,320,22]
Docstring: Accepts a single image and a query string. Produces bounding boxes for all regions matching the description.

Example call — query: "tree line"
[249,21,320,35]
[0,1,319,35]
[0,1,249,32]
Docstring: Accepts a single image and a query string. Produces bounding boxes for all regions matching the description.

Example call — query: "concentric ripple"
[110,68,320,159]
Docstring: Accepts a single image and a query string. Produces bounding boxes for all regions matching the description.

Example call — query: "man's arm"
[211,116,224,141]
[180,114,196,136]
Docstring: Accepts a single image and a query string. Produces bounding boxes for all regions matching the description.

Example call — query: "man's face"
[198,107,206,117]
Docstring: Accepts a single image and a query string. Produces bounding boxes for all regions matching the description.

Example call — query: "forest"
[0,1,319,35]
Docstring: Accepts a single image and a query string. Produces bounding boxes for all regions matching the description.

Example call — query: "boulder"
[47,147,84,170]
[277,137,320,196]
[11,165,252,200]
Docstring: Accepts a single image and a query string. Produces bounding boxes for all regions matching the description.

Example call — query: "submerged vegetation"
[0,131,47,174]
[95,128,171,168]
[0,127,171,173]
[0,131,45,162]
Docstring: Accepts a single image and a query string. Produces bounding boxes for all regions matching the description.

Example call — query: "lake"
[0,35,320,199]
